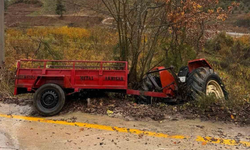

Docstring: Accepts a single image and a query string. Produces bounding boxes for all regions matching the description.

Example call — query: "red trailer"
[14,59,227,116]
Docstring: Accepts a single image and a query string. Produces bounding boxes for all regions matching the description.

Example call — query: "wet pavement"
[0,102,249,150]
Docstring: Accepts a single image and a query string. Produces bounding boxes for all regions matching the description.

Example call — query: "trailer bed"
[14,60,128,95]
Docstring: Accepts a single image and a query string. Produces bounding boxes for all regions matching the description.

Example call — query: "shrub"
[205,33,250,111]
[14,0,41,4]
[0,69,15,97]
[56,0,66,18]
[205,32,234,53]
[4,0,8,11]
[236,16,250,27]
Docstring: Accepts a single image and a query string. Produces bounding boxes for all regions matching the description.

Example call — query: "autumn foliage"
[5,27,118,71]
[100,0,235,85]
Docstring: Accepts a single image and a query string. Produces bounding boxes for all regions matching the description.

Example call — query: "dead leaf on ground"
[138,134,144,139]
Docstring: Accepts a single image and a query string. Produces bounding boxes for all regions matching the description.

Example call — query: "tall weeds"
[0,68,15,97]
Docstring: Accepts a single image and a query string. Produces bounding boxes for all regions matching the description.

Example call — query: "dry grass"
[0,68,15,97]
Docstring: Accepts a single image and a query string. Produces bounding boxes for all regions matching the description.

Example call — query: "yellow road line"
[196,136,250,147]
[0,113,249,148]
[0,113,187,140]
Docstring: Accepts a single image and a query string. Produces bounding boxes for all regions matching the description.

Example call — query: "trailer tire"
[33,84,65,116]
[187,67,228,100]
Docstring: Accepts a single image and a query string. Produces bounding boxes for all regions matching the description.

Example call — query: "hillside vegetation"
[5,0,250,31]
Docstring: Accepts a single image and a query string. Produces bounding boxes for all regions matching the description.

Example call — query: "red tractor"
[14,58,227,116]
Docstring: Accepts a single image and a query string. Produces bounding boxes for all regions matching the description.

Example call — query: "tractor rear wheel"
[33,84,65,116]
[186,67,228,100]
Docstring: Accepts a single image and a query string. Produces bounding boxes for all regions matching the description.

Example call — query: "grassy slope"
[29,0,104,17]
[28,0,250,32]
[29,0,57,16]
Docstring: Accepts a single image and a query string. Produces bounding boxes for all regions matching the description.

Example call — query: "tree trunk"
[128,55,139,87]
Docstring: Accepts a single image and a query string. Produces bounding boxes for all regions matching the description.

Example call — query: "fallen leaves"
[231,115,235,120]
[2,95,250,125]
[79,128,84,132]
[107,110,114,116]
[138,134,144,139]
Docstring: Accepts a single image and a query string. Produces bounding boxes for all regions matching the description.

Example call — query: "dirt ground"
[0,99,249,150]
[1,95,250,126]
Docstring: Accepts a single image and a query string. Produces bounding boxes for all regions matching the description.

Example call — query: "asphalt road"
[0,102,249,150]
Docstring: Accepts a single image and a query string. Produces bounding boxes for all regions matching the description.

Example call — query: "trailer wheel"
[33,84,65,116]
[187,67,228,100]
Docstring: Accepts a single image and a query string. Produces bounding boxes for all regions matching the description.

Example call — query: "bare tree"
[101,0,168,85]
[68,0,229,86]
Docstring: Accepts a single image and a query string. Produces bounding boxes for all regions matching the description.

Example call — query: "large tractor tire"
[187,67,228,100]
[33,84,65,116]
[136,75,161,104]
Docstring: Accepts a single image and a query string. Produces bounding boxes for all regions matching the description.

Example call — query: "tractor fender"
[188,58,213,73]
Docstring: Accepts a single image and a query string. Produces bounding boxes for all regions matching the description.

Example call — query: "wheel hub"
[206,80,225,99]
[41,90,58,109]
